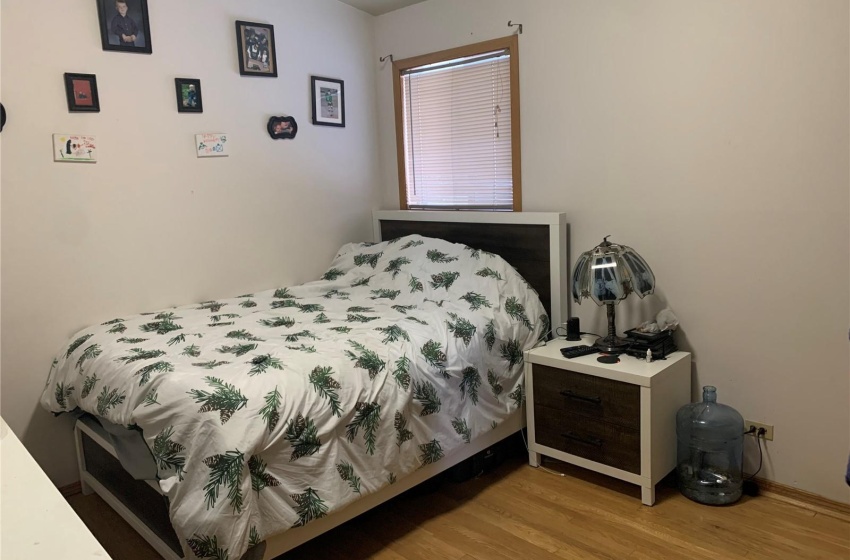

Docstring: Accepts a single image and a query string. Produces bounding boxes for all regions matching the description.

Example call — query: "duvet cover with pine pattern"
[41,235,547,560]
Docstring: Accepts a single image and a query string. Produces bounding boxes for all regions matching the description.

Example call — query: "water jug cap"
[702,386,717,403]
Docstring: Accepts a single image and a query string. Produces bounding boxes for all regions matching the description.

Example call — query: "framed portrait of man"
[96,0,152,54]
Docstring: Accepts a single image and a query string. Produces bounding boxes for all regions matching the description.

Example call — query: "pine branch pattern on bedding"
[40,234,546,560]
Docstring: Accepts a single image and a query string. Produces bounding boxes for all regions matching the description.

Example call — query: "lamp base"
[594,335,630,354]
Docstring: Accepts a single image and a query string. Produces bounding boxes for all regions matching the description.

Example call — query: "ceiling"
[337,0,427,16]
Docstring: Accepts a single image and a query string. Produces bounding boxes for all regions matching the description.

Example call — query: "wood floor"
[67,453,850,560]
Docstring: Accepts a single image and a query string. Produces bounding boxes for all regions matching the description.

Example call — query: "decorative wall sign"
[235,21,277,77]
[96,0,152,54]
[195,133,229,157]
[311,76,345,127]
[267,116,297,140]
[64,73,100,112]
[54,134,97,163]
[175,78,203,113]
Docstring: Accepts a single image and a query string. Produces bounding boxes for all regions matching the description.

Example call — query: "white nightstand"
[524,336,691,505]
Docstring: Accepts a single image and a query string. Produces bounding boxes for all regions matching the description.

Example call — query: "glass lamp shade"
[572,237,655,306]
[571,236,656,352]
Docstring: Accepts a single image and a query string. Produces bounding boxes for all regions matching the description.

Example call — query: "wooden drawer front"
[534,407,641,474]
[532,364,640,429]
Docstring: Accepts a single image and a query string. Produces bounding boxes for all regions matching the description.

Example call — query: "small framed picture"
[267,116,298,140]
[235,21,277,77]
[175,78,203,113]
[64,73,100,112]
[311,76,345,127]
[96,0,152,54]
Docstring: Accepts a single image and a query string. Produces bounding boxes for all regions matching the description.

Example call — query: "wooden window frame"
[392,35,522,211]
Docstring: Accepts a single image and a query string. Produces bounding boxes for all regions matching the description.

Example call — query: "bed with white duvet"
[41,234,547,560]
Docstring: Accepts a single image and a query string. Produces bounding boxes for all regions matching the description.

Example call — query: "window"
[392,35,521,211]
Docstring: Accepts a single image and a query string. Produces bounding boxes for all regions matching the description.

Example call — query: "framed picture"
[267,116,298,140]
[235,21,277,77]
[175,78,203,113]
[96,0,152,54]
[64,73,100,112]
[311,76,345,127]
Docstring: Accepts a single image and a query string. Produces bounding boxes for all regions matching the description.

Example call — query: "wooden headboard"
[373,210,569,331]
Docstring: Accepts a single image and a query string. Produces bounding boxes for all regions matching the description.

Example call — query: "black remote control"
[560,345,600,359]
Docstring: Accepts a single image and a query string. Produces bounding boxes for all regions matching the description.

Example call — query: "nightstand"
[524,336,691,505]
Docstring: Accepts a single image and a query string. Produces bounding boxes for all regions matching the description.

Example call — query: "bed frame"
[74,210,569,560]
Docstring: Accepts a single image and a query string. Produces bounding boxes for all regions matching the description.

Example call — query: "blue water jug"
[676,386,744,505]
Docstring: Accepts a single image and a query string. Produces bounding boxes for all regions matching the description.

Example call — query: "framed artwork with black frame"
[235,20,278,77]
[64,73,100,112]
[311,76,345,127]
[174,78,203,113]
[96,0,152,54]
[267,116,298,140]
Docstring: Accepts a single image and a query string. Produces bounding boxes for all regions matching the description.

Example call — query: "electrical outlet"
[745,420,773,441]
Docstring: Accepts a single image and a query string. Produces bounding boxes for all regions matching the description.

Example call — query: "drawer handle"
[562,432,604,447]
[559,389,602,405]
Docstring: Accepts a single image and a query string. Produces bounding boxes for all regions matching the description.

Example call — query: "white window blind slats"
[401,53,513,210]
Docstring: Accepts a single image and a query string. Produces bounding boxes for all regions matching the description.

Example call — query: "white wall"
[0,0,381,487]
[3,0,848,505]
[375,0,850,503]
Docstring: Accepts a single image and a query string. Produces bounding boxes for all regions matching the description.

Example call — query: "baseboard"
[59,481,82,498]
[754,477,850,521]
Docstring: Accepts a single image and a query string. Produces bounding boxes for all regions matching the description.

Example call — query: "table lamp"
[571,236,655,352]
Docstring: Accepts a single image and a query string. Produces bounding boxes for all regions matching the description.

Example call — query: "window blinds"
[401,51,513,210]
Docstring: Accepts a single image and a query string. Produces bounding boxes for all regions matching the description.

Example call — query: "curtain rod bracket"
[507,20,523,34]
[379,54,394,63]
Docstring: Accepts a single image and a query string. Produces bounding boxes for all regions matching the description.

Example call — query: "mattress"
[41,235,547,560]
[88,413,158,481]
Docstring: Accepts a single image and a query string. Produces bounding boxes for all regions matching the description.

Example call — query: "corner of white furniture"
[0,417,110,559]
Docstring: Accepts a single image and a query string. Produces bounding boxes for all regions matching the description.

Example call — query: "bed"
[42,210,568,560]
